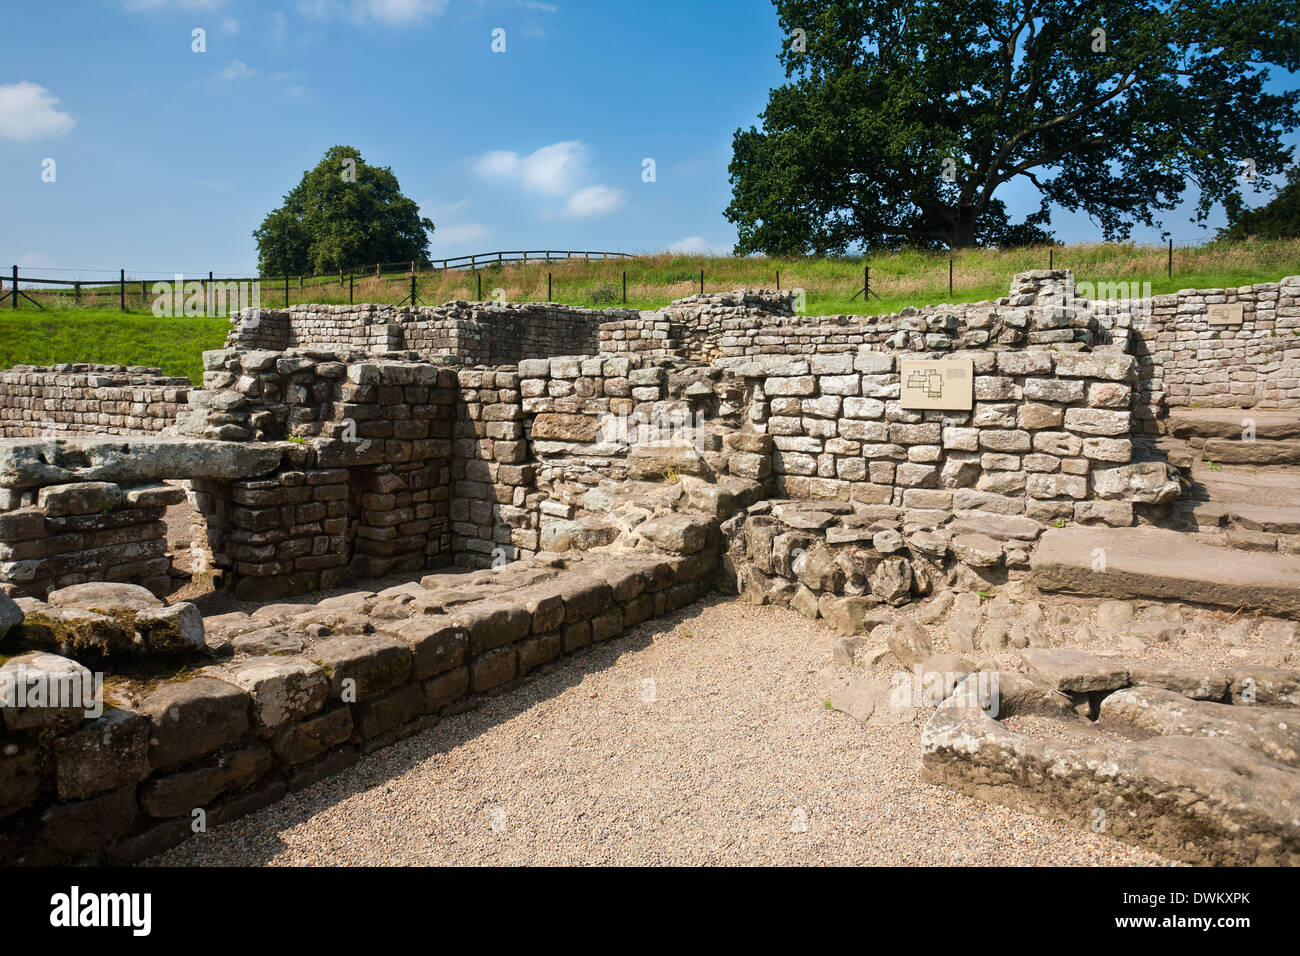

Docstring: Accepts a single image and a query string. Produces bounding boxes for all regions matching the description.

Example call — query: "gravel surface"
[147,595,1171,867]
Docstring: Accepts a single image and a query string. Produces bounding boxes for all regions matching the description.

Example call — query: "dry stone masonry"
[2,269,1299,865]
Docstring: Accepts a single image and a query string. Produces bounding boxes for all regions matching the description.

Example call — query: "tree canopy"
[1219,161,1300,239]
[726,0,1300,252]
[254,145,434,275]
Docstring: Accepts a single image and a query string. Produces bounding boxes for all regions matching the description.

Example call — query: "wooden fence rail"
[0,250,636,311]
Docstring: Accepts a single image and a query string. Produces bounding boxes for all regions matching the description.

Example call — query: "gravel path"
[147,595,1171,866]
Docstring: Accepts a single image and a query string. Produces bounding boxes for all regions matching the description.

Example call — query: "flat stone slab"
[1031,527,1300,619]
[1128,662,1228,700]
[1020,648,1129,693]
[921,679,1300,865]
[1202,437,1300,466]
[1169,408,1300,441]
[1100,685,1300,768]
[0,437,283,488]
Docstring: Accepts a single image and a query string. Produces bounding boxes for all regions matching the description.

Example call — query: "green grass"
[4,239,1299,382]
[0,308,227,383]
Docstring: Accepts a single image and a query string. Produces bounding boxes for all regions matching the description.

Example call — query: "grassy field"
[0,310,227,384]
[3,239,1299,383]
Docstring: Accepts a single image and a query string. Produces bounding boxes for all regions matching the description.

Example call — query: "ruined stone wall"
[729,347,1150,526]
[0,552,716,865]
[1112,277,1300,418]
[226,302,625,365]
[0,482,181,598]
[0,366,189,438]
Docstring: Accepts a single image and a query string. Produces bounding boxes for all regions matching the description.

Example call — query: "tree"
[727,1,1300,252]
[1219,161,1300,239]
[254,146,434,275]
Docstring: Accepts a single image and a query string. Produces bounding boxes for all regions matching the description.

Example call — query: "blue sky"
[0,0,1295,280]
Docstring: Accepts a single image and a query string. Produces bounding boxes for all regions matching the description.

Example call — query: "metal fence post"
[548,272,552,301]
[700,269,704,295]
[622,270,626,305]
[284,275,289,308]
[1168,238,1173,279]
[120,268,125,312]
[11,265,17,311]
[949,258,953,296]
[349,274,354,304]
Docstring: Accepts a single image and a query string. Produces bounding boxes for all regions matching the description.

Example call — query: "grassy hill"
[3,239,1298,384]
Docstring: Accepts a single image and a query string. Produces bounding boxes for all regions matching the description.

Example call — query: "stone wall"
[0,551,717,865]
[227,302,631,366]
[731,347,1152,526]
[0,482,182,598]
[1118,277,1300,419]
[0,365,189,438]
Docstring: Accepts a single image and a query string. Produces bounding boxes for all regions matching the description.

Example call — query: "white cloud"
[565,185,626,217]
[426,198,476,219]
[474,140,588,196]
[431,222,491,246]
[298,0,449,25]
[666,236,732,255]
[219,15,239,33]
[215,59,254,81]
[516,0,558,12]
[0,83,76,141]
[360,0,449,24]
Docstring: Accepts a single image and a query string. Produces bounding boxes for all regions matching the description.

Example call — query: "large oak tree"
[726,0,1300,252]
[255,145,434,275]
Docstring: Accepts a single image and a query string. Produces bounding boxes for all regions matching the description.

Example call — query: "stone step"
[1168,407,1300,442]
[1201,437,1300,466]
[1030,526,1300,619]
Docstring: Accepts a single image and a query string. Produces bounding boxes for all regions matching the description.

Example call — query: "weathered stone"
[0,652,96,731]
[138,677,250,770]
[921,681,1300,865]
[877,618,933,668]
[139,745,274,818]
[134,602,206,655]
[53,707,149,800]
[1101,686,1300,767]
[212,656,328,735]
[1020,648,1129,693]
[309,633,412,701]
[638,513,709,554]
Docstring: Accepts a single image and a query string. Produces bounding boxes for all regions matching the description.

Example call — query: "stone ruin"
[0,270,1298,865]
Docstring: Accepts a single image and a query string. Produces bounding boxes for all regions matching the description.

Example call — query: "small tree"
[255,145,434,275]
